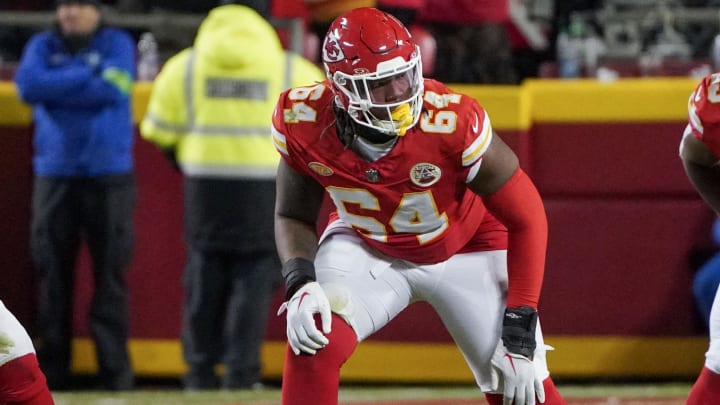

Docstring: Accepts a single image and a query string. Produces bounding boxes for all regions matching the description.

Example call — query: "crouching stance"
[271,7,567,405]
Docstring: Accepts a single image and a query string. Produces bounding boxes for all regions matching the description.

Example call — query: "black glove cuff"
[501,306,538,358]
[281,257,316,300]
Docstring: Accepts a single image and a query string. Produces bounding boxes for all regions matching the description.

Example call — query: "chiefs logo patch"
[323,32,345,63]
[308,162,334,177]
[410,163,441,187]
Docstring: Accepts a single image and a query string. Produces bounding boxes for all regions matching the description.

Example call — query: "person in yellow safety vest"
[140,3,325,390]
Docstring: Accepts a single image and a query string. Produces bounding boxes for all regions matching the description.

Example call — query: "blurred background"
[0,0,718,390]
[5,0,720,82]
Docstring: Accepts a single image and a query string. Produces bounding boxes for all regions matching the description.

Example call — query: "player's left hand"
[491,340,545,405]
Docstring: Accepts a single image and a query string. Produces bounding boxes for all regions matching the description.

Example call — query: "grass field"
[51,382,695,405]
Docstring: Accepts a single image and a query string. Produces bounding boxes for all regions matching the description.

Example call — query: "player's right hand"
[277,281,332,355]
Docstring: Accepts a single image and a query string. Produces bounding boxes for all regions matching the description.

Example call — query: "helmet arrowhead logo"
[323,33,345,63]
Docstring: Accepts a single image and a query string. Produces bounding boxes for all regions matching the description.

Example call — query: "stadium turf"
[50,382,693,404]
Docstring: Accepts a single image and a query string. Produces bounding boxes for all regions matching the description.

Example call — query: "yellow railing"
[1,77,697,130]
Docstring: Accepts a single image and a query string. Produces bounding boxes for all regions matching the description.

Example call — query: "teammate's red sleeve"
[687,74,720,157]
[482,168,547,309]
[690,75,720,128]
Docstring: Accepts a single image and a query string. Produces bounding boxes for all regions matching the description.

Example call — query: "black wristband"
[281,257,316,300]
[501,306,538,358]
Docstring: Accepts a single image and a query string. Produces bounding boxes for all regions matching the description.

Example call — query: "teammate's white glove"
[277,281,332,355]
[491,340,545,405]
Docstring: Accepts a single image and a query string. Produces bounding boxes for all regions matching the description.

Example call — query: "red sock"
[0,353,55,405]
[484,377,566,405]
[687,366,720,405]
[541,376,566,404]
[484,393,503,405]
[281,314,357,405]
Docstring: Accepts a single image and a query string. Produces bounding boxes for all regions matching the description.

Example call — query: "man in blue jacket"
[14,0,136,391]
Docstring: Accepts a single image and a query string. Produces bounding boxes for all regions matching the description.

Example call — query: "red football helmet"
[322,7,424,136]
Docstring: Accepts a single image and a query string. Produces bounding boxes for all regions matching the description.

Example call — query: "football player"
[0,300,54,404]
[680,72,720,404]
[271,7,567,405]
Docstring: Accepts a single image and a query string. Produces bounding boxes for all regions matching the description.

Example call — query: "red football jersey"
[272,79,507,264]
[688,73,720,156]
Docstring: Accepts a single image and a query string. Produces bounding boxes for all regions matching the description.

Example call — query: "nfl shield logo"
[365,169,379,183]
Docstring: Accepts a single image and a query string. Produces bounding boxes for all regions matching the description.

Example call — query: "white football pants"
[314,228,551,392]
[0,299,36,367]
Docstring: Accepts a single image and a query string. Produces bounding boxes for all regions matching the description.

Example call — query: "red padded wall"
[0,127,34,330]
[541,198,713,335]
[530,123,696,197]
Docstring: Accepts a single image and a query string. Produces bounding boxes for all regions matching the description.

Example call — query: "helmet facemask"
[330,50,424,136]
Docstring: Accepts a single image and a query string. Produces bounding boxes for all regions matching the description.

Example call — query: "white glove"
[491,340,545,405]
[277,281,332,355]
